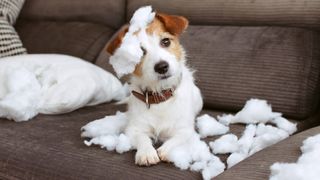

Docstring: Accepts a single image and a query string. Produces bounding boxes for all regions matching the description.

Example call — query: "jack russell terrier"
[107,12,203,166]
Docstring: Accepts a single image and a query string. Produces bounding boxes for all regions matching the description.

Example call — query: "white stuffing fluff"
[226,124,257,168]
[269,134,320,180]
[81,111,127,138]
[249,124,289,156]
[167,133,225,180]
[209,134,238,154]
[217,99,281,125]
[271,116,297,135]
[84,133,132,154]
[82,112,132,154]
[0,54,128,122]
[109,6,155,78]
[196,114,229,138]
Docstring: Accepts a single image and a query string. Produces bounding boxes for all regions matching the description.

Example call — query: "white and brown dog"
[107,13,203,166]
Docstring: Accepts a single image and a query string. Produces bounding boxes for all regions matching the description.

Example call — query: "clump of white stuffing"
[109,6,155,78]
[84,133,132,154]
[81,111,127,138]
[82,112,132,154]
[226,124,257,168]
[269,134,320,180]
[167,133,225,180]
[218,99,281,125]
[271,117,297,135]
[196,114,229,138]
[209,134,238,154]
[249,124,289,155]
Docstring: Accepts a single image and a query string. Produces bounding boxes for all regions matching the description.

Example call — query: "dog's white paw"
[135,147,160,166]
[157,146,170,162]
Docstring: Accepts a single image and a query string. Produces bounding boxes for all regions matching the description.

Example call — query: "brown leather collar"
[132,89,174,108]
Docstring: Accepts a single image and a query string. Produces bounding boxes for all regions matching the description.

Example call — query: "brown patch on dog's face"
[155,13,189,36]
[133,59,144,77]
[146,15,188,61]
[106,25,129,55]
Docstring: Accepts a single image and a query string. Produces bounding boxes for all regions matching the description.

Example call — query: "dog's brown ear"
[156,13,189,36]
[106,25,129,55]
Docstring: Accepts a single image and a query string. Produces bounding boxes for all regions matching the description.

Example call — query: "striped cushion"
[0,0,26,58]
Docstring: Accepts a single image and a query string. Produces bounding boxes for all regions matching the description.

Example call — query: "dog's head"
[107,13,188,92]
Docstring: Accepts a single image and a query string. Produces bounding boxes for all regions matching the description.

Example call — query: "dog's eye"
[141,46,147,56]
[160,38,171,48]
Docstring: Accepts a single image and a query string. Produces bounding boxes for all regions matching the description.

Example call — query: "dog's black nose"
[154,61,169,74]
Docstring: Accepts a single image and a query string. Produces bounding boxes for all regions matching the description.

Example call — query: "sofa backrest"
[126,0,320,30]
[125,0,320,119]
[20,0,126,29]
[15,0,127,62]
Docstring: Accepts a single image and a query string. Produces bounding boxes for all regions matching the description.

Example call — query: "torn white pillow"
[0,54,128,122]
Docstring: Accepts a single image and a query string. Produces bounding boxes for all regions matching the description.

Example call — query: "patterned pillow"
[0,0,26,58]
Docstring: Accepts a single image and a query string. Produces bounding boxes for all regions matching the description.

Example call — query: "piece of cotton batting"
[109,6,155,78]
[196,114,229,138]
[81,111,127,138]
[228,99,281,125]
[116,133,132,154]
[84,135,118,151]
[167,133,225,179]
[109,35,143,78]
[249,124,289,156]
[209,134,239,154]
[271,117,297,135]
[128,6,155,33]
[226,124,256,168]
[269,134,320,180]
[84,133,132,153]
[202,156,226,180]
[167,134,211,170]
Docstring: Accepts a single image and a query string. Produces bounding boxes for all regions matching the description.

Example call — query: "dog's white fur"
[117,19,203,165]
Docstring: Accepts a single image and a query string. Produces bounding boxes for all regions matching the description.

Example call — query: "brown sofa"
[0,0,320,179]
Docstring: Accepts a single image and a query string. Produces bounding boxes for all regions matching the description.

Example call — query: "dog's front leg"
[127,130,160,166]
[157,128,195,162]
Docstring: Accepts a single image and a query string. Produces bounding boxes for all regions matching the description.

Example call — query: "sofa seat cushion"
[14,20,114,62]
[179,25,320,119]
[215,125,320,180]
[0,103,200,180]
[0,103,306,180]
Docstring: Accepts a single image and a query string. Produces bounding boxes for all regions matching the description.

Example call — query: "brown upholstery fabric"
[180,25,320,119]
[15,20,115,62]
[127,0,320,29]
[19,0,125,29]
[0,103,308,180]
[215,125,320,180]
[0,103,202,180]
